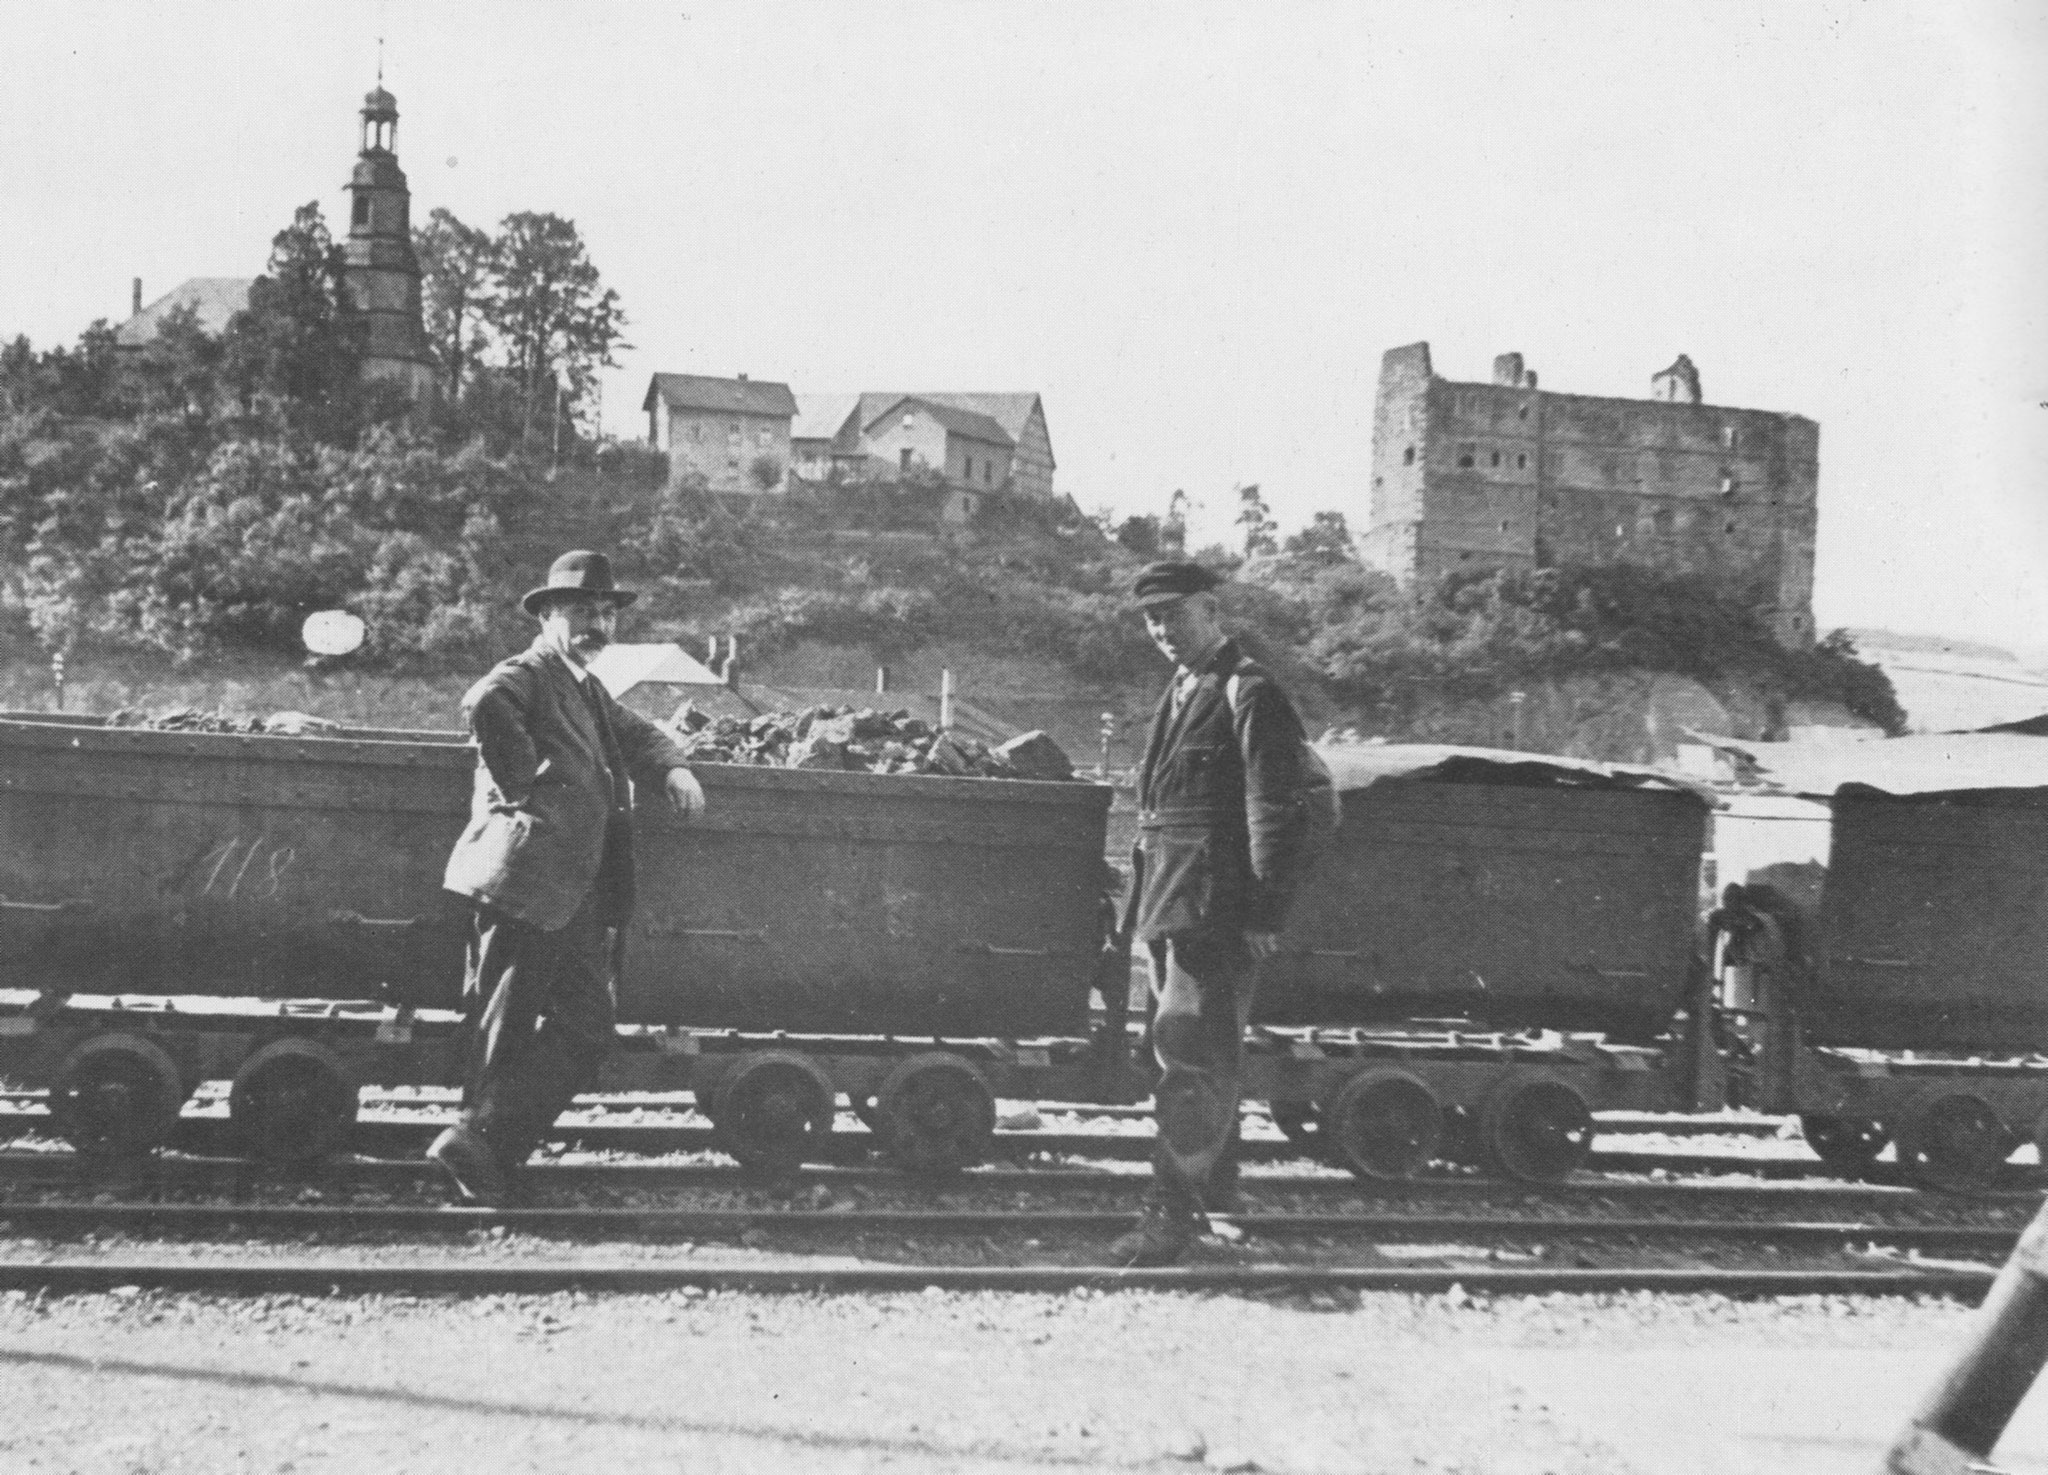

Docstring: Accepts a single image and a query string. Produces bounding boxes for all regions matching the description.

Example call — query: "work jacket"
[1127,638,1316,942]
[443,640,690,930]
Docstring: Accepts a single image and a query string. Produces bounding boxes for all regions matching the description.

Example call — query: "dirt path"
[0,1285,2037,1474]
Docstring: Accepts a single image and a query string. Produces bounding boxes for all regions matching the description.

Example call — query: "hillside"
[0,419,1901,763]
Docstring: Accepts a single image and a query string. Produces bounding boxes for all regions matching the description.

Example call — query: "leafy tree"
[748,453,784,492]
[222,203,365,438]
[1114,514,1161,558]
[413,207,494,399]
[480,211,626,441]
[118,304,225,418]
[1235,483,1277,558]
[1283,510,1355,563]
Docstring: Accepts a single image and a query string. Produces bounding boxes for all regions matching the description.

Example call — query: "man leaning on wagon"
[432,550,706,1204]
[1112,560,1323,1267]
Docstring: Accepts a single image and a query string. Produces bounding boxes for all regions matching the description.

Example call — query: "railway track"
[0,1111,1926,1182]
[0,1151,2032,1208]
[0,1259,2000,1299]
[0,1199,2024,1253]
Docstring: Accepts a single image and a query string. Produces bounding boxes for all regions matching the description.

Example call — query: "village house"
[642,372,798,493]
[789,390,1057,506]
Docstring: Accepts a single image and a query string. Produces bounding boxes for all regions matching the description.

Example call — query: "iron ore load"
[7,708,2048,1192]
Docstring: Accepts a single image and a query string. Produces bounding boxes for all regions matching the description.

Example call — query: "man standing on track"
[1112,560,1322,1266]
[433,550,705,1204]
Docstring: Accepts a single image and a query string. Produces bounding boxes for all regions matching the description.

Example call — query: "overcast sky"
[3,1,2043,650]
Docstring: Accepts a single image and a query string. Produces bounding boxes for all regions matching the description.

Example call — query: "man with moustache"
[433,550,705,1203]
[1111,560,1322,1266]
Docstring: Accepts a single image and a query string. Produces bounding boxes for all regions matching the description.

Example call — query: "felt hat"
[521,550,639,616]
[1132,560,1224,608]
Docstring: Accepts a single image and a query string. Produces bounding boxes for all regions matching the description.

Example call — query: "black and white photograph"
[2,2,2046,1471]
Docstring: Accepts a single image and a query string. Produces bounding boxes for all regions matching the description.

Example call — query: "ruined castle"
[1359,344,1818,645]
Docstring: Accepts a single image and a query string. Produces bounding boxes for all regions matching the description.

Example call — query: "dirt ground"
[3,1285,2044,1475]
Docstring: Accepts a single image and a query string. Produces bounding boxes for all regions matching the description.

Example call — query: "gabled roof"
[853,393,1050,462]
[586,643,722,696]
[643,373,798,418]
[861,395,1014,448]
[114,278,254,348]
[790,394,862,444]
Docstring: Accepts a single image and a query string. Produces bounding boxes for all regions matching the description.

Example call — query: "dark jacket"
[1128,638,1315,942]
[442,640,691,930]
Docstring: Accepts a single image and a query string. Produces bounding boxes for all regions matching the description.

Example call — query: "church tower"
[343,84,436,400]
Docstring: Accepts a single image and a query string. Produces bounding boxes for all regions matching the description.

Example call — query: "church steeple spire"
[342,78,434,400]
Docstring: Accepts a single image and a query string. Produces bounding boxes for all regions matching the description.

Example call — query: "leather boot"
[1109,1194,1202,1267]
[427,1123,506,1206]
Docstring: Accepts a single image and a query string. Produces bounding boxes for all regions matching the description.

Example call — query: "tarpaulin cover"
[1264,744,1709,1038]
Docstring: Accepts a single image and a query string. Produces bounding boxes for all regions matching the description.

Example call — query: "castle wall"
[1362,343,1819,644]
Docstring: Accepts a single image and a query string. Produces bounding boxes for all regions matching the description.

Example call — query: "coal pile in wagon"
[663,702,1076,780]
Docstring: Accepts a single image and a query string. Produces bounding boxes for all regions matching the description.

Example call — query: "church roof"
[114,278,254,348]
[362,86,398,116]
[643,373,797,418]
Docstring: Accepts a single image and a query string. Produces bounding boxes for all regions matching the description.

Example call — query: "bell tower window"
[352,194,371,228]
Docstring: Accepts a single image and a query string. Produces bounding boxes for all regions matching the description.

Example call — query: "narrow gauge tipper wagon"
[1246,746,1724,1182]
[0,711,1116,1174]
[1717,778,2048,1192]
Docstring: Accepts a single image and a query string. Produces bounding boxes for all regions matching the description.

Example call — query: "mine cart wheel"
[877,1054,996,1177]
[1897,1090,2013,1195]
[229,1039,357,1166]
[1479,1074,1595,1184]
[712,1051,836,1175]
[1324,1070,1443,1182]
[1798,1114,1890,1176]
[1268,1101,1326,1157]
[49,1033,186,1160]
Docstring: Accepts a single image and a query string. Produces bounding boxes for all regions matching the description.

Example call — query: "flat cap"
[1133,560,1224,608]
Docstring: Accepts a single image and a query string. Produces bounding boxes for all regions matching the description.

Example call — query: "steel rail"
[0,1113,1890,1177]
[0,1201,2024,1251]
[0,1090,1796,1135]
[0,1151,2034,1208]
[0,1259,1998,1298]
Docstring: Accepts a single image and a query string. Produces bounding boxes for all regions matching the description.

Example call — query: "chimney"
[131,278,142,317]
[876,666,890,694]
[705,635,719,669]
[737,372,748,382]
[1492,353,1524,386]
[722,634,741,690]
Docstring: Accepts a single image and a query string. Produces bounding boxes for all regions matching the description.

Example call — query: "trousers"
[1145,933,1256,1208]
[459,892,617,1169]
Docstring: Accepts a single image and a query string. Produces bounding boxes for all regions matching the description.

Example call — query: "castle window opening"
[1722,426,1737,450]
[1403,446,1415,465]
[1720,471,1736,495]
[1724,520,1737,533]
[1490,451,1502,468]
[901,448,914,472]
[1516,453,1527,470]
[1518,404,1529,421]
[983,461,993,484]
[352,195,370,227]
[1457,444,1476,469]
[1499,520,1510,533]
